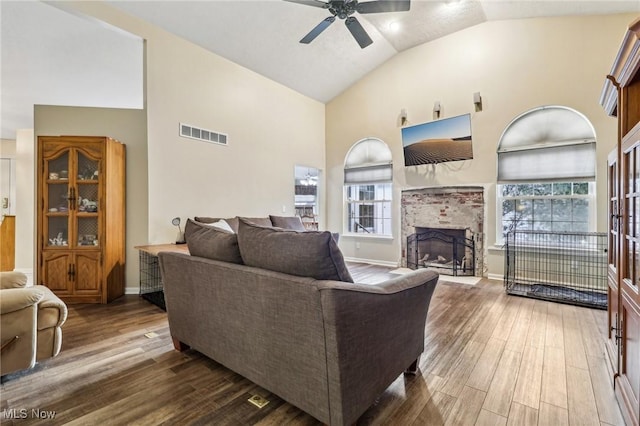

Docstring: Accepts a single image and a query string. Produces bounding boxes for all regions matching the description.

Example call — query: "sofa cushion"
[269,215,306,231]
[186,223,243,264]
[237,218,353,282]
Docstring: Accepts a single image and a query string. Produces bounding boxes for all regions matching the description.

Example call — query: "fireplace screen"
[407,228,475,276]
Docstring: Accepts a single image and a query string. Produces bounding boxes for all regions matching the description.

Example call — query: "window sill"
[341,233,394,241]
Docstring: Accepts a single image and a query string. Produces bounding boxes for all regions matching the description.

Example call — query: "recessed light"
[388,21,400,32]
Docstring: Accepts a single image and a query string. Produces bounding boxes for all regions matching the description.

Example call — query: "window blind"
[344,163,393,184]
[497,142,595,183]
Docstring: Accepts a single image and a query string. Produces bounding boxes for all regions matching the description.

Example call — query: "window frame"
[344,182,393,237]
[496,181,596,246]
[343,138,393,238]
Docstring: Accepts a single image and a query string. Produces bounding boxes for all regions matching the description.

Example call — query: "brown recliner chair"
[0,271,68,376]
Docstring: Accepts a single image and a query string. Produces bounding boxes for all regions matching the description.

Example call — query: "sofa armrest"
[34,285,68,329]
[317,269,439,425]
[0,271,28,289]
[0,288,44,315]
[316,268,438,294]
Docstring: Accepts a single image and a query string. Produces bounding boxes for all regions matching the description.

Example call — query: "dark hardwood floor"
[0,263,624,425]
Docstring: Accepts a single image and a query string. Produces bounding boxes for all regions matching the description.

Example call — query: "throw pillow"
[207,219,234,233]
[269,215,306,231]
[237,218,353,282]
[184,218,205,242]
[187,223,243,264]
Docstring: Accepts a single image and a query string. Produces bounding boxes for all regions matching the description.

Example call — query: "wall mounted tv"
[401,113,473,166]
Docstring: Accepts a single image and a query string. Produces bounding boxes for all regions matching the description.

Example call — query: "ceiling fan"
[284,0,411,49]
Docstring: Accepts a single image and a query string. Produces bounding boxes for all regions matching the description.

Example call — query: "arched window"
[344,138,393,236]
[496,105,597,243]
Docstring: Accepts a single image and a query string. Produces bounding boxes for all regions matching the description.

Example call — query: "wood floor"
[0,263,625,425]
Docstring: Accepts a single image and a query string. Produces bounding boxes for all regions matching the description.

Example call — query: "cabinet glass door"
[45,151,70,247]
[624,146,639,287]
[75,150,100,247]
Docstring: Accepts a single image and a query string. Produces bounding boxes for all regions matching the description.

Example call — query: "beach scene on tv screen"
[402,114,473,166]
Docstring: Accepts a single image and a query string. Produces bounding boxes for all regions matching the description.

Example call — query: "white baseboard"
[344,257,399,268]
[125,286,140,295]
[487,273,504,282]
[13,268,34,286]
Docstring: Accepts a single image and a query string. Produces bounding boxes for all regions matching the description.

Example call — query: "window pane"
[553,183,571,195]
[552,199,571,220]
[533,221,552,231]
[572,222,589,232]
[533,199,552,221]
[516,184,533,196]
[572,199,589,223]
[497,182,594,244]
[573,182,588,195]
[502,184,518,197]
[519,200,533,221]
[552,221,572,232]
[532,184,551,196]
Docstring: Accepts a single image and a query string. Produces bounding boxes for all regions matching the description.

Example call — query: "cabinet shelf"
[77,179,99,184]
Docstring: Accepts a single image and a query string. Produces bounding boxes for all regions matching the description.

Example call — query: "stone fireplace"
[401,186,485,276]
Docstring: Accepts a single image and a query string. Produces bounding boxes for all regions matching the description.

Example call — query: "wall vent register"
[179,123,228,146]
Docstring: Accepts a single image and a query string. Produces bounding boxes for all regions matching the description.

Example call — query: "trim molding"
[125,286,140,295]
[488,273,504,282]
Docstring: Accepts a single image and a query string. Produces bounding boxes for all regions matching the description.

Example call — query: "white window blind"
[498,142,596,182]
[344,163,393,184]
[497,106,596,183]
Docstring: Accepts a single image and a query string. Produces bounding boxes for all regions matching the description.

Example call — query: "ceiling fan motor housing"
[329,1,357,19]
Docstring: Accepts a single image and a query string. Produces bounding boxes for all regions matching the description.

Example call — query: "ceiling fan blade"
[345,16,373,48]
[283,0,330,9]
[300,16,336,44]
[356,0,411,14]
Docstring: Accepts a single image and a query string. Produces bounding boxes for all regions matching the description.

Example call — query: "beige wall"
[63,2,326,241]
[326,14,635,276]
[34,106,148,293]
[50,3,325,292]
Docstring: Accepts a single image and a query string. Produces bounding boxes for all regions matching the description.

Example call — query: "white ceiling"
[2,0,639,140]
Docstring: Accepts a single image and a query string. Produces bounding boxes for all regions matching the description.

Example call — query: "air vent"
[179,123,228,146]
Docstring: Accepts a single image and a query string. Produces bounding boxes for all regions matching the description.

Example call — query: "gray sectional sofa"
[159,216,439,425]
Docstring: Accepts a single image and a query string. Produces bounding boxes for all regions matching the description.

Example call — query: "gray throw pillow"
[269,215,306,231]
[186,223,243,264]
[237,218,353,282]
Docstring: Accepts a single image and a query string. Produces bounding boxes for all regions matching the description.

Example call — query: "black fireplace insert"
[407,228,475,276]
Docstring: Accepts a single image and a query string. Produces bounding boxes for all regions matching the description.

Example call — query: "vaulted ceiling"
[2,0,639,140]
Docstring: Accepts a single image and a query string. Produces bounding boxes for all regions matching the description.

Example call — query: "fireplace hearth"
[407,227,475,276]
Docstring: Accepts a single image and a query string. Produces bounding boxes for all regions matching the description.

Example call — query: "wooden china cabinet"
[37,136,126,304]
[601,17,640,426]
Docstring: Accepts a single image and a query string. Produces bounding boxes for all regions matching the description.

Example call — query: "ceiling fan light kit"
[285,0,411,48]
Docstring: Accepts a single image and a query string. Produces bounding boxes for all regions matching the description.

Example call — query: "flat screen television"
[401,113,473,166]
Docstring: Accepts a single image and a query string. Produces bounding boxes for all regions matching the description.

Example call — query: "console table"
[134,243,189,310]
